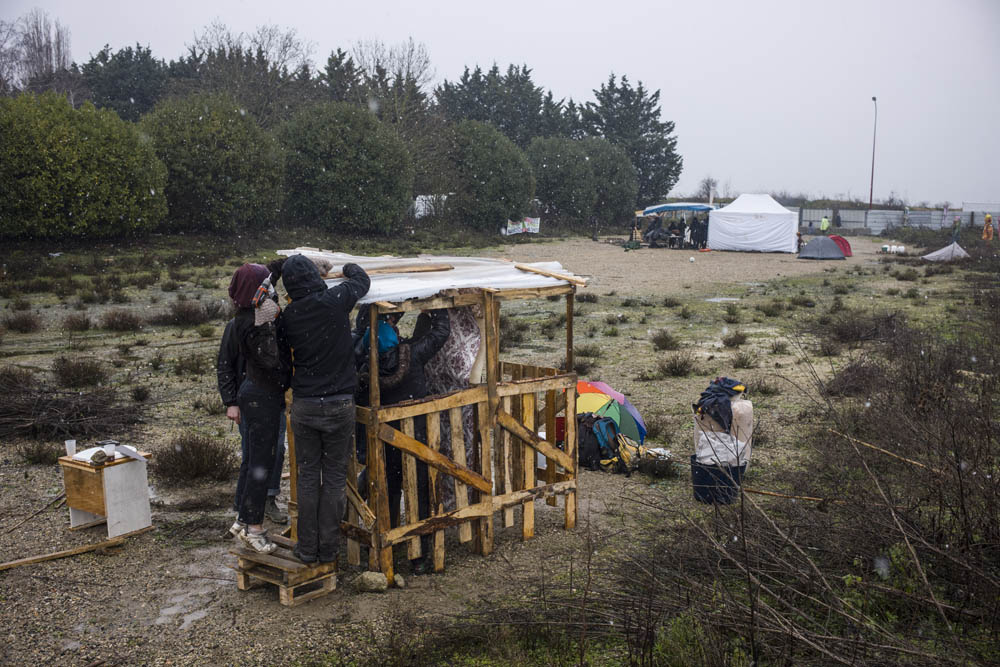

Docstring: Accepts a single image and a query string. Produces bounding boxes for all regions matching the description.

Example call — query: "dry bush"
[658,352,696,377]
[575,343,602,358]
[731,348,758,369]
[789,295,815,308]
[572,358,595,376]
[192,394,225,415]
[0,365,35,389]
[52,356,107,387]
[12,297,31,311]
[498,315,528,351]
[815,338,841,357]
[577,292,599,303]
[746,374,781,397]
[101,308,143,332]
[662,296,681,308]
[823,309,907,345]
[174,352,209,375]
[149,299,223,327]
[62,313,91,332]
[3,311,42,333]
[825,357,884,396]
[755,300,784,317]
[130,385,151,402]
[1,385,138,439]
[769,340,789,355]
[722,330,747,348]
[650,329,679,351]
[722,303,741,323]
[155,433,237,484]
[18,441,61,465]
[678,305,693,320]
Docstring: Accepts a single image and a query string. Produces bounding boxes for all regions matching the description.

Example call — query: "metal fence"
[799,203,999,235]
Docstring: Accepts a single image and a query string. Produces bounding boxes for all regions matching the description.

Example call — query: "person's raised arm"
[332,262,370,311]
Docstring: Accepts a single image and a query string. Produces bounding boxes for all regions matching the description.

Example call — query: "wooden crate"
[230,533,336,607]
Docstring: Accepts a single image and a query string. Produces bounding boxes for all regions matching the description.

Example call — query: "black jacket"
[357,309,450,406]
[217,308,291,405]
[279,255,370,398]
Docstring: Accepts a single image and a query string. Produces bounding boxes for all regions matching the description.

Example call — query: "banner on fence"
[502,217,541,235]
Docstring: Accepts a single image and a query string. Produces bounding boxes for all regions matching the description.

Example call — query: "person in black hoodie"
[216,263,291,554]
[278,255,370,564]
[355,307,450,574]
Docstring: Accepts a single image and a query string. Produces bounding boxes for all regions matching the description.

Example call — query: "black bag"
[577,413,620,471]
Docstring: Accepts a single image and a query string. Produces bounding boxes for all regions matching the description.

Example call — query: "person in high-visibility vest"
[984,213,995,243]
[819,216,830,234]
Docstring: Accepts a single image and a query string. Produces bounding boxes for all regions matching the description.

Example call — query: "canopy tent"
[828,234,853,257]
[922,242,970,262]
[707,194,798,253]
[798,236,846,260]
[640,202,715,216]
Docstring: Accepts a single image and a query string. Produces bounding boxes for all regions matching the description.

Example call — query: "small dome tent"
[798,236,846,260]
[922,242,970,262]
[707,194,798,253]
[828,234,853,257]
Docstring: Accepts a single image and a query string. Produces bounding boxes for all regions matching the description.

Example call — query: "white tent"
[707,194,798,253]
[922,242,970,262]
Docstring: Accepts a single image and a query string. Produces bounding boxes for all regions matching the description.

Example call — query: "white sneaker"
[227,520,245,539]
[239,527,277,555]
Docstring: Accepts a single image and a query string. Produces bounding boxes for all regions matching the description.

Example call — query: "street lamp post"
[869,96,877,211]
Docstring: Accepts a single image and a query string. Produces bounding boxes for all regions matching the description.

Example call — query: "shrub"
[748,374,781,396]
[141,93,283,233]
[722,330,747,348]
[886,287,901,296]
[3,311,41,333]
[174,353,209,375]
[498,316,529,351]
[722,303,741,323]
[816,338,842,357]
[603,326,619,337]
[579,137,639,226]
[62,313,91,332]
[526,136,596,225]
[662,297,681,308]
[161,279,179,292]
[280,101,412,234]
[575,343,602,358]
[12,297,30,311]
[155,433,237,483]
[577,292,599,303]
[441,120,534,232]
[130,385,151,402]
[658,352,696,377]
[833,284,851,295]
[731,349,758,369]
[892,267,920,282]
[605,313,629,325]
[18,441,61,465]
[678,306,693,320]
[101,308,143,332]
[196,324,215,338]
[572,358,594,376]
[770,340,789,355]
[0,365,34,389]
[150,352,165,370]
[0,92,167,239]
[651,329,680,351]
[756,300,784,317]
[150,299,221,326]
[789,295,815,308]
[52,356,107,387]
[192,394,225,415]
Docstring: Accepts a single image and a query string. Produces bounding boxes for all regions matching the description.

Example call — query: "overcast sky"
[5,0,999,206]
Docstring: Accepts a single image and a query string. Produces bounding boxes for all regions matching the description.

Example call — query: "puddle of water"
[705,297,740,302]
[180,609,208,631]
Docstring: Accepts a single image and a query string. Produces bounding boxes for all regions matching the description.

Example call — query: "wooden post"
[545,369,557,507]
[510,364,524,491]
[285,391,298,542]
[564,384,578,530]
[450,405,472,543]
[401,417,421,560]
[426,411,445,572]
[475,289,498,555]
[346,449,361,567]
[500,395,514,528]
[565,291,575,373]
[366,303,393,581]
[521,390,536,541]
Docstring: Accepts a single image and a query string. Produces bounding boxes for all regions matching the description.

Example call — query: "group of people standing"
[216,255,456,572]
[642,214,709,249]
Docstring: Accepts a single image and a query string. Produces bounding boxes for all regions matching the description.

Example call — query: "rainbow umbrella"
[575,380,647,444]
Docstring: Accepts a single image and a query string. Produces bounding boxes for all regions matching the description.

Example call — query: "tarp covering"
[707,194,798,253]
[828,234,853,257]
[922,242,970,262]
[798,236,846,260]
[276,249,583,305]
[642,202,715,215]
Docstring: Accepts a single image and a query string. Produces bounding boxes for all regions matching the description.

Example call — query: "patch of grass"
[101,308,143,332]
[662,297,681,308]
[722,303,741,323]
[747,374,781,396]
[3,311,42,333]
[155,433,237,484]
[722,330,747,348]
[828,296,846,314]
[62,313,91,332]
[904,287,920,299]
[150,352,165,371]
[644,414,672,441]
[789,295,815,308]
[161,279,179,292]
[832,284,851,295]
[770,340,789,355]
[52,356,107,387]
[130,385,151,403]
[12,297,31,311]
[575,343,602,358]
[192,394,226,415]
[891,267,920,282]
[886,287,900,296]
[196,324,215,338]
[604,313,629,325]
[816,338,842,357]
[577,292,599,303]
[499,316,529,351]
[731,349,759,369]
[602,326,619,337]
[659,351,697,377]
[651,329,680,351]
[150,299,223,327]
[174,353,209,375]
[678,306,693,320]
[755,300,784,317]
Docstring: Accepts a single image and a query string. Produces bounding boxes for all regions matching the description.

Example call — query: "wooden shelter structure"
[279,250,585,584]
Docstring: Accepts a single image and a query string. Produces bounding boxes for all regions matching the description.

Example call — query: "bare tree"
[17,9,71,84]
[351,37,433,90]
[191,20,312,72]
[696,175,718,202]
[0,20,21,93]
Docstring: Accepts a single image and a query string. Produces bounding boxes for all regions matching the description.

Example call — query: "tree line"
[0,12,683,239]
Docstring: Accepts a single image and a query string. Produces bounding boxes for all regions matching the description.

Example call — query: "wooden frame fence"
[286,284,578,584]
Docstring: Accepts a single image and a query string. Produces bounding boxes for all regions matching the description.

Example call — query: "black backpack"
[577,413,619,471]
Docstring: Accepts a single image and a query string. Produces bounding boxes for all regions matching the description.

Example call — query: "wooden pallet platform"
[230,533,336,607]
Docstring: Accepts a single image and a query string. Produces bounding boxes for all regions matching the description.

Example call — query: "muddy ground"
[0,234,952,665]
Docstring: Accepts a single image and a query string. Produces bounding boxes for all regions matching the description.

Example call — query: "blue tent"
[641,202,716,215]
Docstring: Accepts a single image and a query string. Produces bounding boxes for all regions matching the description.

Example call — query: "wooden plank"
[545,377,558,507]
[522,391,536,541]
[477,288,498,556]
[496,410,575,471]
[450,406,472,544]
[513,263,587,286]
[510,365,524,492]
[401,418,421,560]
[496,374,575,397]
[564,385,578,530]
[377,424,492,494]
[346,452,361,567]
[536,392,567,432]
[426,411,445,573]
[57,453,153,473]
[493,480,577,510]
[474,401,494,556]
[494,285,573,302]
[0,536,126,572]
[368,304,393,580]
[499,395,514,528]
[566,291,575,374]
[327,263,454,279]
[376,292,483,314]
[230,546,308,573]
[536,468,572,482]
[374,385,488,422]
[61,465,106,517]
[381,502,492,545]
[355,405,371,423]
[339,520,373,546]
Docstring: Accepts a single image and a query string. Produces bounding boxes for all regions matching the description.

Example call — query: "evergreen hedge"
[527,136,596,225]
[579,137,639,226]
[0,92,167,239]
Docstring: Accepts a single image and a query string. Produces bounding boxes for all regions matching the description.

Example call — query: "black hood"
[282,255,327,300]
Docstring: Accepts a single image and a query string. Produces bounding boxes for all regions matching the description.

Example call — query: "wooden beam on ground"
[381,502,492,546]
[496,410,574,471]
[377,424,492,494]
[0,534,132,572]
[513,263,587,286]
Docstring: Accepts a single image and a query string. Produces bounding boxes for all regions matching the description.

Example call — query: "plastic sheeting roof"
[922,242,970,262]
[641,202,715,215]
[277,248,583,305]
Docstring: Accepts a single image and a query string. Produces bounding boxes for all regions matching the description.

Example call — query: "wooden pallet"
[230,533,336,607]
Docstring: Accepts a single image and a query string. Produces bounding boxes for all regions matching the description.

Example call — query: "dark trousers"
[291,396,354,561]
[384,417,432,558]
[235,382,284,525]
[235,386,286,512]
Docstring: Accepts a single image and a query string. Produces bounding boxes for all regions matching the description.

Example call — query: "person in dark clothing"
[217,263,292,554]
[355,308,451,574]
[278,255,370,564]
